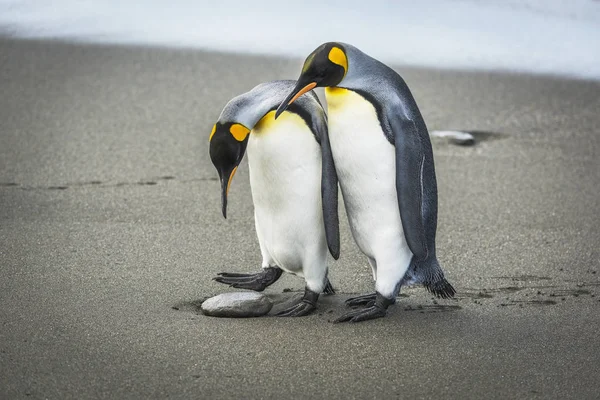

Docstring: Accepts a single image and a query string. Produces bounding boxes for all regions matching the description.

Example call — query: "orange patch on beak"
[287,82,317,105]
[226,166,238,196]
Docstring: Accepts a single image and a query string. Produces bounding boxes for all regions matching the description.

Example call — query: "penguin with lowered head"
[209,80,340,317]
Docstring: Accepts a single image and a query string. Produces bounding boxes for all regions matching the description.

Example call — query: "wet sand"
[1,38,599,399]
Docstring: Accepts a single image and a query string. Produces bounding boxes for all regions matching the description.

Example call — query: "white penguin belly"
[325,88,409,263]
[247,111,327,276]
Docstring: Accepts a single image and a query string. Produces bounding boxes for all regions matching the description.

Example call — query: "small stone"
[201,292,272,318]
[430,130,476,146]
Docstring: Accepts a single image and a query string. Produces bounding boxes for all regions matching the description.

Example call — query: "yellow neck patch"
[328,47,348,75]
[209,124,217,141]
[324,87,353,110]
[254,110,306,134]
[254,110,277,132]
[229,124,250,141]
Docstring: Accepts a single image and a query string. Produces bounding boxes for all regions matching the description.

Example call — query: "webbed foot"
[344,292,379,307]
[334,292,395,323]
[275,287,319,317]
[213,267,283,292]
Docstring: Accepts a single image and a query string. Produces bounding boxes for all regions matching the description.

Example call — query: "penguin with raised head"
[276,43,455,322]
[209,80,340,317]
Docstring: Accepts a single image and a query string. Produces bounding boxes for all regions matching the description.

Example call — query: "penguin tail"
[403,257,456,299]
[323,278,336,295]
[424,277,456,299]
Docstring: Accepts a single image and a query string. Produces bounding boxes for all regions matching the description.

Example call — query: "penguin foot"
[275,287,319,317]
[345,292,378,307]
[274,301,316,317]
[334,292,395,323]
[333,306,387,323]
[213,266,283,292]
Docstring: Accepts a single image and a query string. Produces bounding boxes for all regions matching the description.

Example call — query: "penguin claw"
[216,272,256,278]
[212,267,283,292]
[335,292,395,323]
[213,276,268,292]
[345,292,378,307]
[333,306,387,323]
[275,287,319,317]
[274,301,316,317]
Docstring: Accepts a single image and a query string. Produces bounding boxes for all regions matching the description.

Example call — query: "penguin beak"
[219,166,238,219]
[275,81,317,119]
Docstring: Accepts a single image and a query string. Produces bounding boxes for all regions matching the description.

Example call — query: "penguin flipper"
[389,115,428,260]
[319,119,341,260]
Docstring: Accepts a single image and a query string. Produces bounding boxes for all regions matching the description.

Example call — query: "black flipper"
[213,267,283,292]
[388,115,429,261]
[318,118,341,260]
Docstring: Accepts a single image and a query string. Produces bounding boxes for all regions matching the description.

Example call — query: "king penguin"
[209,80,340,317]
[276,42,456,322]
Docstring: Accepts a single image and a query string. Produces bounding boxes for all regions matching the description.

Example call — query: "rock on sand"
[201,292,273,318]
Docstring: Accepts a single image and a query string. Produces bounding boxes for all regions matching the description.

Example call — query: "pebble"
[430,130,476,146]
[201,292,273,318]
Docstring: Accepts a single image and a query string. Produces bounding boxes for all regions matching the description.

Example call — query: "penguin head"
[209,122,250,218]
[275,42,347,118]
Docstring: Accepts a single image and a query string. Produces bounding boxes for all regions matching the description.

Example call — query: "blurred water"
[0,0,599,79]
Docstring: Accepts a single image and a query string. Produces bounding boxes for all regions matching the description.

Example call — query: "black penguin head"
[208,122,250,218]
[275,42,347,118]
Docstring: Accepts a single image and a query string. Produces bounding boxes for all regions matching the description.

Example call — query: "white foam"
[1,0,599,79]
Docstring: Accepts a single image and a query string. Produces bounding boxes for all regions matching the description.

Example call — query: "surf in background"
[0,0,599,80]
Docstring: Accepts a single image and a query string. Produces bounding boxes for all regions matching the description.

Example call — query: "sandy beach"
[1,38,599,399]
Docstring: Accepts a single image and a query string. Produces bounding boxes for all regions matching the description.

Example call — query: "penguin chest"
[246,111,325,272]
[325,87,405,257]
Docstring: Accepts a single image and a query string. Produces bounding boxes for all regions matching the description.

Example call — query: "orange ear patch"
[328,47,348,74]
[229,124,250,141]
